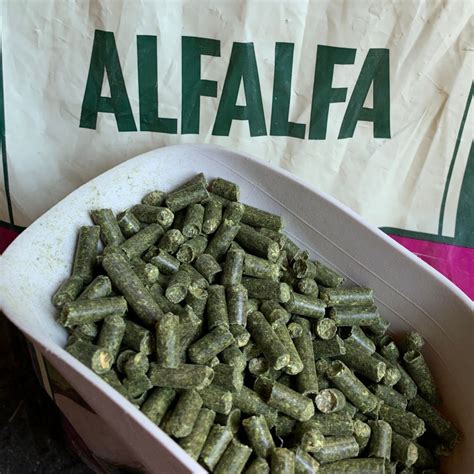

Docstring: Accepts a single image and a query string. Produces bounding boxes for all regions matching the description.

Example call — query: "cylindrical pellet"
[391,432,419,467]
[66,339,113,374]
[199,384,233,415]
[140,387,176,425]
[319,287,374,307]
[233,386,278,428]
[182,203,204,237]
[91,210,124,247]
[315,389,346,414]
[241,204,283,231]
[243,253,280,280]
[260,301,291,327]
[293,446,320,474]
[367,317,390,337]
[211,177,240,201]
[315,318,337,340]
[229,324,250,347]
[311,260,345,288]
[116,209,141,237]
[285,293,326,318]
[241,277,291,303]
[313,436,359,464]
[339,345,387,383]
[203,197,223,235]
[400,331,425,354]
[158,228,186,254]
[353,419,371,451]
[179,408,216,460]
[188,326,234,364]
[318,458,385,473]
[247,311,290,370]
[102,251,164,326]
[221,343,247,371]
[165,389,203,438]
[78,275,112,300]
[393,361,418,399]
[71,225,101,284]
[245,457,270,474]
[403,350,440,405]
[165,269,192,303]
[52,276,84,307]
[122,320,154,354]
[176,235,208,263]
[369,384,408,410]
[313,336,346,358]
[132,261,159,286]
[120,223,164,260]
[379,403,425,439]
[215,408,241,434]
[148,363,214,390]
[185,285,208,319]
[180,262,209,289]
[225,284,248,327]
[155,312,180,368]
[340,326,376,354]
[179,306,203,356]
[305,412,354,436]
[214,438,252,474]
[123,373,153,398]
[296,277,319,296]
[327,361,379,414]
[206,219,241,261]
[271,448,296,474]
[368,420,392,460]
[59,296,127,327]
[100,370,130,401]
[255,377,314,422]
[221,247,245,286]
[380,341,400,361]
[272,323,304,376]
[97,314,126,361]
[195,254,222,284]
[150,250,181,274]
[275,415,297,438]
[142,189,167,207]
[213,363,244,393]
[123,351,149,379]
[242,415,275,458]
[293,421,325,452]
[165,181,209,212]
[199,425,233,471]
[293,321,319,396]
[174,173,208,192]
[287,322,303,339]
[329,305,381,327]
[223,201,245,224]
[131,204,174,228]
[246,298,260,316]
[236,223,280,262]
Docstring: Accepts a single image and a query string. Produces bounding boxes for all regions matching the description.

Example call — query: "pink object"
[0,226,19,253]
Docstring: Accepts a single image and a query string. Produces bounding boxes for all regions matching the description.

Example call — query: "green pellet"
[221,343,247,371]
[367,420,392,460]
[148,284,185,316]
[119,223,163,260]
[66,339,113,374]
[77,275,112,300]
[179,408,216,460]
[380,341,400,361]
[247,311,290,370]
[353,419,371,451]
[213,363,244,393]
[214,438,252,474]
[132,261,160,286]
[407,395,460,448]
[327,361,378,414]
[260,301,291,327]
[229,323,250,347]
[270,448,296,473]
[225,285,247,328]
[400,331,425,354]
[391,432,418,467]
[59,296,127,327]
[188,326,234,364]
[275,414,297,438]
[215,408,241,434]
[123,373,153,398]
[124,352,149,379]
[245,457,270,474]
[206,219,241,261]
[272,323,304,375]
[165,269,192,303]
[313,335,346,358]
[71,225,101,283]
[199,384,233,415]
[158,228,185,254]
[259,227,287,249]
[296,277,319,296]
[241,204,283,231]
[233,386,278,428]
[176,235,208,263]
[381,366,401,387]
[318,458,385,473]
[53,276,84,307]
[393,360,418,399]
[307,412,354,436]
[185,285,208,319]
[180,262,209,289]
[315,389,346,414]
[102,251,164,326]
[165,181,209,212]
[248,357,270,376]
[242,415,275,458]
[236,223,280,262]
[211,177,240,201]
[97,314,126,361]
[195,254,222,284]
[73,322,98,340]
[116,349,136,373]
[403,350,440,405]
[339,344,387,383]
[293,421,325,452]
[179,306,203,356]
[223,201,245,224]
[100,370,130,400]
[142,189,167,207]
[293,321,319,396]
[287,322,303,339]
[148,363,214,390]
[340,326,376,354]
[140,387,176,425]
[165,389,203,438]
[313,436,359,464]
[150,250,181,274]
[205,285,229,329]
[90,210,124,247]
[202,198,223,235]
[285,292,326,318]
[246,298,260,315]
[378,403,425,439]
[282,237,302,262]
[221,247,245,286]
[255,376,314,421]
[366,316,390,337]
[242,277,291,303]
[122,320,154,354]
[131,204,174,228]
[243,253,280,280]
[293,446,320,474]
[199,425,233,471]
[182,203,204,237]
[175,173,208,192]
[329,305,380,327]
[315,318,337,340]
[369,384,408,410]
[155,312,180,368]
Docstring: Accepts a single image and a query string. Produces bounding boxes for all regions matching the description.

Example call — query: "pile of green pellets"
[53,173,460,473]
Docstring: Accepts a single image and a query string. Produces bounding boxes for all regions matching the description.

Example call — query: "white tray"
[0,144,472,473]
